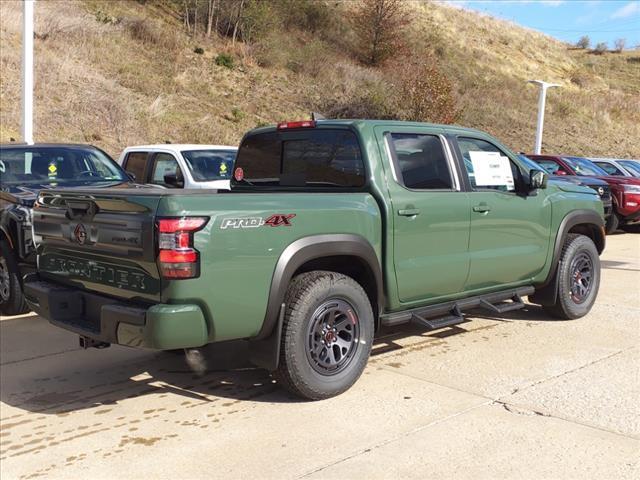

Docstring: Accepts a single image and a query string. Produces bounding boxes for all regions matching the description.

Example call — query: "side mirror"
[556,170,567,176]
[126,171,136,182]
[530,169,548,190]
[164,169,184,188]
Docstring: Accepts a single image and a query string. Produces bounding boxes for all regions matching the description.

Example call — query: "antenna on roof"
[311,112,326,121]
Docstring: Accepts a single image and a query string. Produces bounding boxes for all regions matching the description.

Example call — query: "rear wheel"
[274,271,374,400]
[544,234,600,320]
[0,239,29,316]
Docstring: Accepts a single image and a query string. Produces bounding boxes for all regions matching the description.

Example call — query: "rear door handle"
[472,204,491,213]
[398,208,421,217]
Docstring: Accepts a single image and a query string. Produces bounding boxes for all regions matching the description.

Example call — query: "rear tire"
[544,234,600,320]
[605,212,619,234]
[0,239,29,316]
[274,271,374,400]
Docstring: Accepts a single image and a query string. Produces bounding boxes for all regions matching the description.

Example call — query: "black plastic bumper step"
[411,305,465,330]
[479,294,525,314]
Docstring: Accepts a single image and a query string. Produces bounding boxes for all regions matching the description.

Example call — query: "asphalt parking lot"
[1,233,638,479]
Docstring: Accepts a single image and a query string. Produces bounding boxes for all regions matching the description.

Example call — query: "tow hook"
[79,336,110,349]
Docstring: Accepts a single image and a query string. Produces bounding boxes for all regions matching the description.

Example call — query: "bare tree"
[614,38,626,53]
[231,0,245,45]
[206,0,216,38]
[352,0,409,66]
[576,35,590,49]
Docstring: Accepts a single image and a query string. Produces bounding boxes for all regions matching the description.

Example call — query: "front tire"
[544,234,600,320]
[274,271,374,400]
[0,239,29,316]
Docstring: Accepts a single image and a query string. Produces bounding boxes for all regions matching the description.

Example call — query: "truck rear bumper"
[23,278,208,350]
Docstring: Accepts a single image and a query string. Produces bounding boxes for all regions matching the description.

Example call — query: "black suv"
[0,143,133,315]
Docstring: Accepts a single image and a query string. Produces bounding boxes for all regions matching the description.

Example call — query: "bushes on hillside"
[593,42,608,55]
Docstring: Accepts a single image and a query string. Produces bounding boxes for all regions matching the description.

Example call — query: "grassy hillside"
[0,0,638,158]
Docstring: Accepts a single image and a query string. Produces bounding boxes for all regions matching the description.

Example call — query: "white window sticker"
[469,151,515,190]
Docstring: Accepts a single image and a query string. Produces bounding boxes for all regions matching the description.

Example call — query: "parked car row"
[524,154,640,233]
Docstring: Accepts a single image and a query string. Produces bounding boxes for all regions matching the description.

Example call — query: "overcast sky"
[442,0,640,49]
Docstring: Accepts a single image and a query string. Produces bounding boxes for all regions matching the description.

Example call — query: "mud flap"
[529,272,559,306]
[248,303,285,371]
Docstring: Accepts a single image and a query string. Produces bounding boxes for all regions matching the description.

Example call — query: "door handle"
[398,208,421,217]
[472,204,491,213]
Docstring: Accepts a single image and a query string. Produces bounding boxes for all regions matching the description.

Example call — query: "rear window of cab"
[233,129,365,188]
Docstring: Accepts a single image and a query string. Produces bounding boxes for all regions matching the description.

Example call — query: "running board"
[380,286,535,329]
[478,294,525,314]
[411,305,465,330]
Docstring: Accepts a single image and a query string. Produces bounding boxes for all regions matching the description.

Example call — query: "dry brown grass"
[0,0,638,157]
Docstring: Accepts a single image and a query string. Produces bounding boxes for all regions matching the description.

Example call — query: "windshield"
[518,154,545,172]
[619,160,640,177]
[561,156,608,176]
[0,146,127,186]
[181,150,236,182]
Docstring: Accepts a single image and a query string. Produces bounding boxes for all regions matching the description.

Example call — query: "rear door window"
[123,152,149,182]
[388,133,454,190]
[233,129,365,188]
[150,153,182,187]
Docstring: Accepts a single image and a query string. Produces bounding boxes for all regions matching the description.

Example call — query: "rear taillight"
[157,217,208,279]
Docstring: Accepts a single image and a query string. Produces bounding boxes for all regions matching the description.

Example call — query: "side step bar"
[381,286,534,331]
[411,305,465,330]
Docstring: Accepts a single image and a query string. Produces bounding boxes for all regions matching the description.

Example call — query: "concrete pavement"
[1,233,638,479]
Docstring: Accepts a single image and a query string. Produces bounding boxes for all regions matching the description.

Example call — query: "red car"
[528,154,640,233]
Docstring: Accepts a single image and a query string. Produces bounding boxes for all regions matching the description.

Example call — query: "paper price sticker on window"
[469,151,514,191]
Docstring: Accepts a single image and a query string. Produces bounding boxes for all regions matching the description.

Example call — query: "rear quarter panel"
[157,193,382,342]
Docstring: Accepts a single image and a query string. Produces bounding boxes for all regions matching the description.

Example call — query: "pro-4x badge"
[220,214,296,230]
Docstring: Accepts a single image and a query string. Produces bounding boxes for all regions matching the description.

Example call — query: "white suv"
[118,144,237,190]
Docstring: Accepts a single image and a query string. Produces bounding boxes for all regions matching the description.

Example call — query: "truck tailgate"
[33,190,163,303]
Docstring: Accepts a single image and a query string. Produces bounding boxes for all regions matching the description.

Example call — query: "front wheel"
[544,234,600,320]
[274,271,374,400]
[0,239,29,316]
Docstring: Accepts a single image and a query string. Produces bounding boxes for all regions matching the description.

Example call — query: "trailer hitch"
[79,336,110,349]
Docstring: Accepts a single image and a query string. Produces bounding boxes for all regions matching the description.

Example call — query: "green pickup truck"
[24,120,605,400]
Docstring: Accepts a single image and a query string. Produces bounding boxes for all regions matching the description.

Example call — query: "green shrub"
[194,47,204,55]
[230,108,245,123]
[215,53,234,69]
[95,10,120,25]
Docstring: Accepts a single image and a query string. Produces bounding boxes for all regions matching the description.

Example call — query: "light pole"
[22,0,35,145]
[527,80,560,155]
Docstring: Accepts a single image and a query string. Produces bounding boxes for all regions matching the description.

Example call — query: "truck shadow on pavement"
[1,304,553,416]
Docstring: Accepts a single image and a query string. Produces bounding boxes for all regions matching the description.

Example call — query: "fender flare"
[531,209,604,305]
[254,234,383,341]
[0,225,13,249]
[248,234,383,371]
